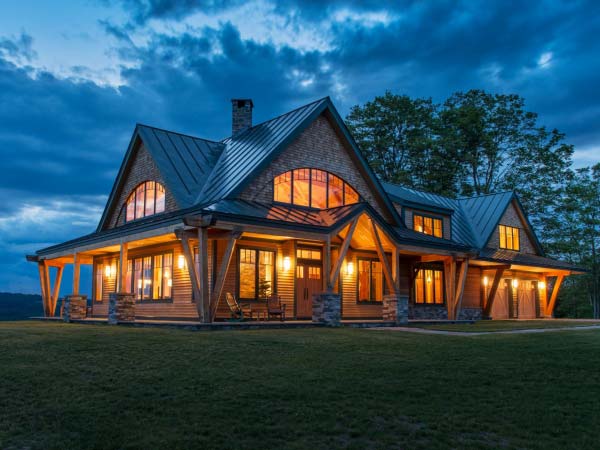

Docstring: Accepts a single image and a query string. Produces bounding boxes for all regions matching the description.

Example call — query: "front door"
[296,264,322,318]
[518,281,536,319]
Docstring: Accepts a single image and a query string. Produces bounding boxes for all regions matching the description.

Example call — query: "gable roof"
[197,97,403,226]
[97,124,223,231]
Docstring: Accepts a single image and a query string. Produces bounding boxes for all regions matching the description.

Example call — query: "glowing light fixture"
[110,264,117,277]
[105,265,111,278]
[346,261,354,276]
[512,279,519,289]
[137,279,142,289]
[426,275,432,284]
[178,254,186,270]
[483,276,489,287]
[538,281,546,290]
[283,256,291,271]
[167,278,173,288]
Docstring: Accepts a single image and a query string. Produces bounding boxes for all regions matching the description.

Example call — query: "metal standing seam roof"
[197,97,328,205]
[477,248,586,272]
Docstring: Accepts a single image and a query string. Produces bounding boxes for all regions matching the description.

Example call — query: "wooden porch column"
[118,242,128,293]
[369,219,397,295]
[545,274,565,317]
[210,229,242,321]
[51,265,64,317]
[72,253,81,295]
[178,230,202,319]
[453,259,469,320]
[444,257,456,319]
[324,234,331,291]
[37,261,51,316]
[483,267,506,318]
[392,247,401,294]
[198,226,210,323]
[329,218,358,288]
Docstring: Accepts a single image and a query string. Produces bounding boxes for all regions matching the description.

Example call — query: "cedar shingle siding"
[486,201,537,254]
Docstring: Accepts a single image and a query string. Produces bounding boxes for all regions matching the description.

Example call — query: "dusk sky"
[1,0,599,294]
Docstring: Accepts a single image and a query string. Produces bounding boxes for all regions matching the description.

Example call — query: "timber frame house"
[27,97,583,324]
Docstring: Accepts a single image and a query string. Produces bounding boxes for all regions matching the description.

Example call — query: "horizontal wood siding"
[278,241,295,317]
[341,250,382,319]
[462,266,482,308]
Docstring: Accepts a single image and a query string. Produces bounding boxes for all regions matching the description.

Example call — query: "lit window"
[297,248,321,260]
[238,248,276,301]
[95,266,103,301]
[125,181,166,222]
[499,225,520,251]
[273,169,360,209]
[358,259,384,302]
[130,252,173,301]
[414,267,444,304]
[413,214,443,238]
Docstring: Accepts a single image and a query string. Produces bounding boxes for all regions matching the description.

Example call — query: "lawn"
[1,322,599,449]
[415,319,600,333]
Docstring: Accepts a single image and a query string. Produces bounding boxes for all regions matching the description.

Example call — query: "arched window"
[125,181,166,222]
[273,169,360,209]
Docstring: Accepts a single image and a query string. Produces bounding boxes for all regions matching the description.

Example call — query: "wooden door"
[296,264,322,318]
[518,281,536,319]
[490,281,509,319]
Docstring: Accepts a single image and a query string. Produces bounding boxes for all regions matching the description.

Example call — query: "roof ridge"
[136,123,223,144]
[381,181,457,201]
[457,190,514,201]
[220,96,330,142]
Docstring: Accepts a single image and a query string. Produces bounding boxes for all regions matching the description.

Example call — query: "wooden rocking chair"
[267,294,286,321]
[225,292,253,321]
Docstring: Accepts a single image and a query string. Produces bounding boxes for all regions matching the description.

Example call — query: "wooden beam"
[72,253,80,295]
[453,259,469,320]
[180,232,202,319]
[421,255,452,263]
[118,242,128,293]
[483,267,506,318]
[184,214,215,228]
[324,234,331,291]
[392,247,400,292]
[545,274,565,317]
[50,265,64,317]
[209,231,241,320]
[37,261,50,316]
[198,226,210,323]
[329,218,358,288]
[369,219,397,295]
[444,257,456,319]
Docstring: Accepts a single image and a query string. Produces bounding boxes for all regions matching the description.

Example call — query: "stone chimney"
[231,98,253,135]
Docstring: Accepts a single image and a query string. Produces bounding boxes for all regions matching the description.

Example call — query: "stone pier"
[382,294,409,325]
[108,293,136,324]
[312,292,341,327]
[62,295,88,322]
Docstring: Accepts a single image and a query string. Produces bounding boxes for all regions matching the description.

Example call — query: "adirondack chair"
[225,292,253,321]
[267,294,286,321]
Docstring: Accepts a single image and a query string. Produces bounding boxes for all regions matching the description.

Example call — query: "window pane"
[513,228,520,251]
[95,266,103,301]
[414,215,423,233]
[434,270,443,304]
[358,260,370,301]
[125,260,132,295]
[126,193,136,222]
[134,258,143,300]
[328,174,344,208]
[425,270,434,303]
[155,183,165,213]
[309,266,321,280]
[433,219,443,238]
[135,184,145,219]
[499,225,506,248]
[152,255,163,299]
[239,249,256,299]
[371,261,383,301]
[415,270,424,304]
[163,254,172,298]
[311,170,327,209]
[258,251,274,299]
[142,256,152,300]
[423,217,433,235]
[344,184,359,205]
[292,169,310,206]
[145,181,155,216]
[274,172,292,203]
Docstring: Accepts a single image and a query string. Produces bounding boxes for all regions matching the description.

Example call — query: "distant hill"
[0,292,43,321]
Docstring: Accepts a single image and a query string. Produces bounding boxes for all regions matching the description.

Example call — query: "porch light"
[538,281,546,290]
[105,265,111,278]
[177,254,186,270]
[283,256,291,271]
[346,261,354,276]
[512,279,519,289]
[167,278,173,288]
[483,276,489,287]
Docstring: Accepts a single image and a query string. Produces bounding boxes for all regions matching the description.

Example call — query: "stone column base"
[108,293,136,324]
[382,294,408,325]
[457,308,482,321]
[62,295,88,322]
[312,292,341,327]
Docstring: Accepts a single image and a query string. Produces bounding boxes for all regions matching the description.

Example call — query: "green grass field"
[1,322,599,449]
[415,319,600,332]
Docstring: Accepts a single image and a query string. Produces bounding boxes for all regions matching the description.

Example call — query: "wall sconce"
[346,261,354,276]
[283,256,291,271]
[177,254,186,270]
[483,276,489,287]
[512,279,519,289]
[538,281,546,290]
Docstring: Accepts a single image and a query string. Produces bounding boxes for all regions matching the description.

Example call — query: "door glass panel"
[239,249,256,299]
[371,261,383,301]
[358,260,370,301]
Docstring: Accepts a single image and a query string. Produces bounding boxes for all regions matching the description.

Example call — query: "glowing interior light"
[164,269,170,279]
[178,254,186,270]
[167,278,173,288]
[426,276,432,284]
[538,281,546,290]
[483,276,489,287]
[137,279,142,289]
[105,265,111,278]
[512,279,519,289]
[110,264,117,277]
[346,261,354,276]
[283,256,291,271]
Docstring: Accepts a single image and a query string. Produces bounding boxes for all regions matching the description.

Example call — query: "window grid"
[125,181,166,222]
[413,214,443,238]
[499,225,520,251]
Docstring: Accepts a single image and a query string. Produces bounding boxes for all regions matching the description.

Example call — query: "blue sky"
[1,0,599,294]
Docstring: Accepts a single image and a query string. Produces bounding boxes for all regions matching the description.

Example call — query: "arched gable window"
[273,169,360,209]
[125,181,166,222]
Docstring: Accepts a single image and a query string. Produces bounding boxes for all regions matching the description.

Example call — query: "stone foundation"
[108,293,136,324]
[458,307,482,321]
[62,295,88,322]
[312,292,341,327]
[382,294,409,324]
[409,305,448,320]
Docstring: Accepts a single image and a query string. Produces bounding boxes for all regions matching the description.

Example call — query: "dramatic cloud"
[0,0,599,293]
